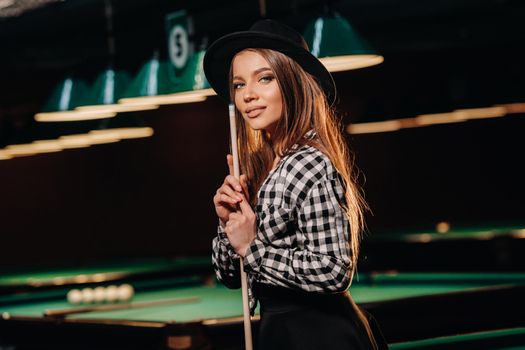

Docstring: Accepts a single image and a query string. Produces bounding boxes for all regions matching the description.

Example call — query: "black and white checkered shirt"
[212,141,353,314]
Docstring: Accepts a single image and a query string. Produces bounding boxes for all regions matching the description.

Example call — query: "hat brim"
[203,31,336,105]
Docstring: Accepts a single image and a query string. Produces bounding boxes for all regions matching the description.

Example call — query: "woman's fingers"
[224,175,243,193]
[213,194,235,213]
[238,194,255,218]
[226,155,249,196]
[221,193,240,205]
[214,187,237,206]
[228,212,241,222]
[226,153,251,198]
[219,182,242,201]
[215,155,244,225]
[224,195,257,257]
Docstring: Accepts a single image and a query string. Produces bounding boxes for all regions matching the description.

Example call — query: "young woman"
[204,19,386,350]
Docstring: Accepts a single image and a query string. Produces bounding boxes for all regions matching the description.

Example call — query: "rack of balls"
[67,284,134,304]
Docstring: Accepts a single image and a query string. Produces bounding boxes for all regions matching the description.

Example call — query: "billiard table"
[1,257,524,349]
[389,327,525,350]
[362,225,525,271]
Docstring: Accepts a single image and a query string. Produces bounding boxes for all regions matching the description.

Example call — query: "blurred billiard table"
[1,257,524,349]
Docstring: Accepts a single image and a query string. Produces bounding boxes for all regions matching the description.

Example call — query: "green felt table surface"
[372,225,525,242]
[0,257,209,286]
[389,327,525,350]
[2,272,525,323]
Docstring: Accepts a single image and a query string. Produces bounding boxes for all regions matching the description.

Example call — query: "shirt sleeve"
[243,152,353,293]
[212,222,242,289]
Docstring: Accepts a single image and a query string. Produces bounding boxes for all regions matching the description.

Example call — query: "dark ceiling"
[0,0,524,132]
[2,0,524,71]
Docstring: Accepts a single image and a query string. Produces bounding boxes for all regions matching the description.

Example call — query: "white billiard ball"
[105,285,119,303]
[81,288,94,304]
[67,289,82,305]
[117,284,134,302]
[93,286,106,303]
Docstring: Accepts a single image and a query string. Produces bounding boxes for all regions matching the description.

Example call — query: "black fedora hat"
[203,19,336,105]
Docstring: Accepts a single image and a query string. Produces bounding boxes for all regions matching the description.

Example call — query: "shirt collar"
[289,129,317,152]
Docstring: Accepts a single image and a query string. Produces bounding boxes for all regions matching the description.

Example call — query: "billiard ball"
[93,286,106,303]
[117,284,134,302]
[81,288,94,304]
[105,285,119,302]
[67,289,82,305]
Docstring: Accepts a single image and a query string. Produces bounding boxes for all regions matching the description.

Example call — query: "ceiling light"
[303,12,384,72]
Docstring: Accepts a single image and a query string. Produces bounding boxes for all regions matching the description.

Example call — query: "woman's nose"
[243,84,258,102]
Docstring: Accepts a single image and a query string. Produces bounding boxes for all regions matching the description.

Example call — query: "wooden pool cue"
[229,103,253,350]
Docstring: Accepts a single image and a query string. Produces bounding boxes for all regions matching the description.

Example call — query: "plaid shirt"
[212,141,353,314]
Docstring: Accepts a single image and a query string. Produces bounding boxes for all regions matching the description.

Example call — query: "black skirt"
[253,283,387,350]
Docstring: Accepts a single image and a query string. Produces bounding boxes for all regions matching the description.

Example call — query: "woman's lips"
[246,106,266,118]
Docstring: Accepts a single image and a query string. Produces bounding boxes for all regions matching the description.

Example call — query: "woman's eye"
[259,75,274,83]
[233,82,244,90]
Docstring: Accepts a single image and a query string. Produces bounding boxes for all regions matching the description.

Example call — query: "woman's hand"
[213,154,249,227]
[224,194,257,257]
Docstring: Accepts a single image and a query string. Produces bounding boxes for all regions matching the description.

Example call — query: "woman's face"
[232,50,283,134]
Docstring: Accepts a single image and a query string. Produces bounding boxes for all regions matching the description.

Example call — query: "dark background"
[1,0,524,268]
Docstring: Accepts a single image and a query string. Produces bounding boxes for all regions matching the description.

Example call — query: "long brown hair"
[230,48,378,349]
